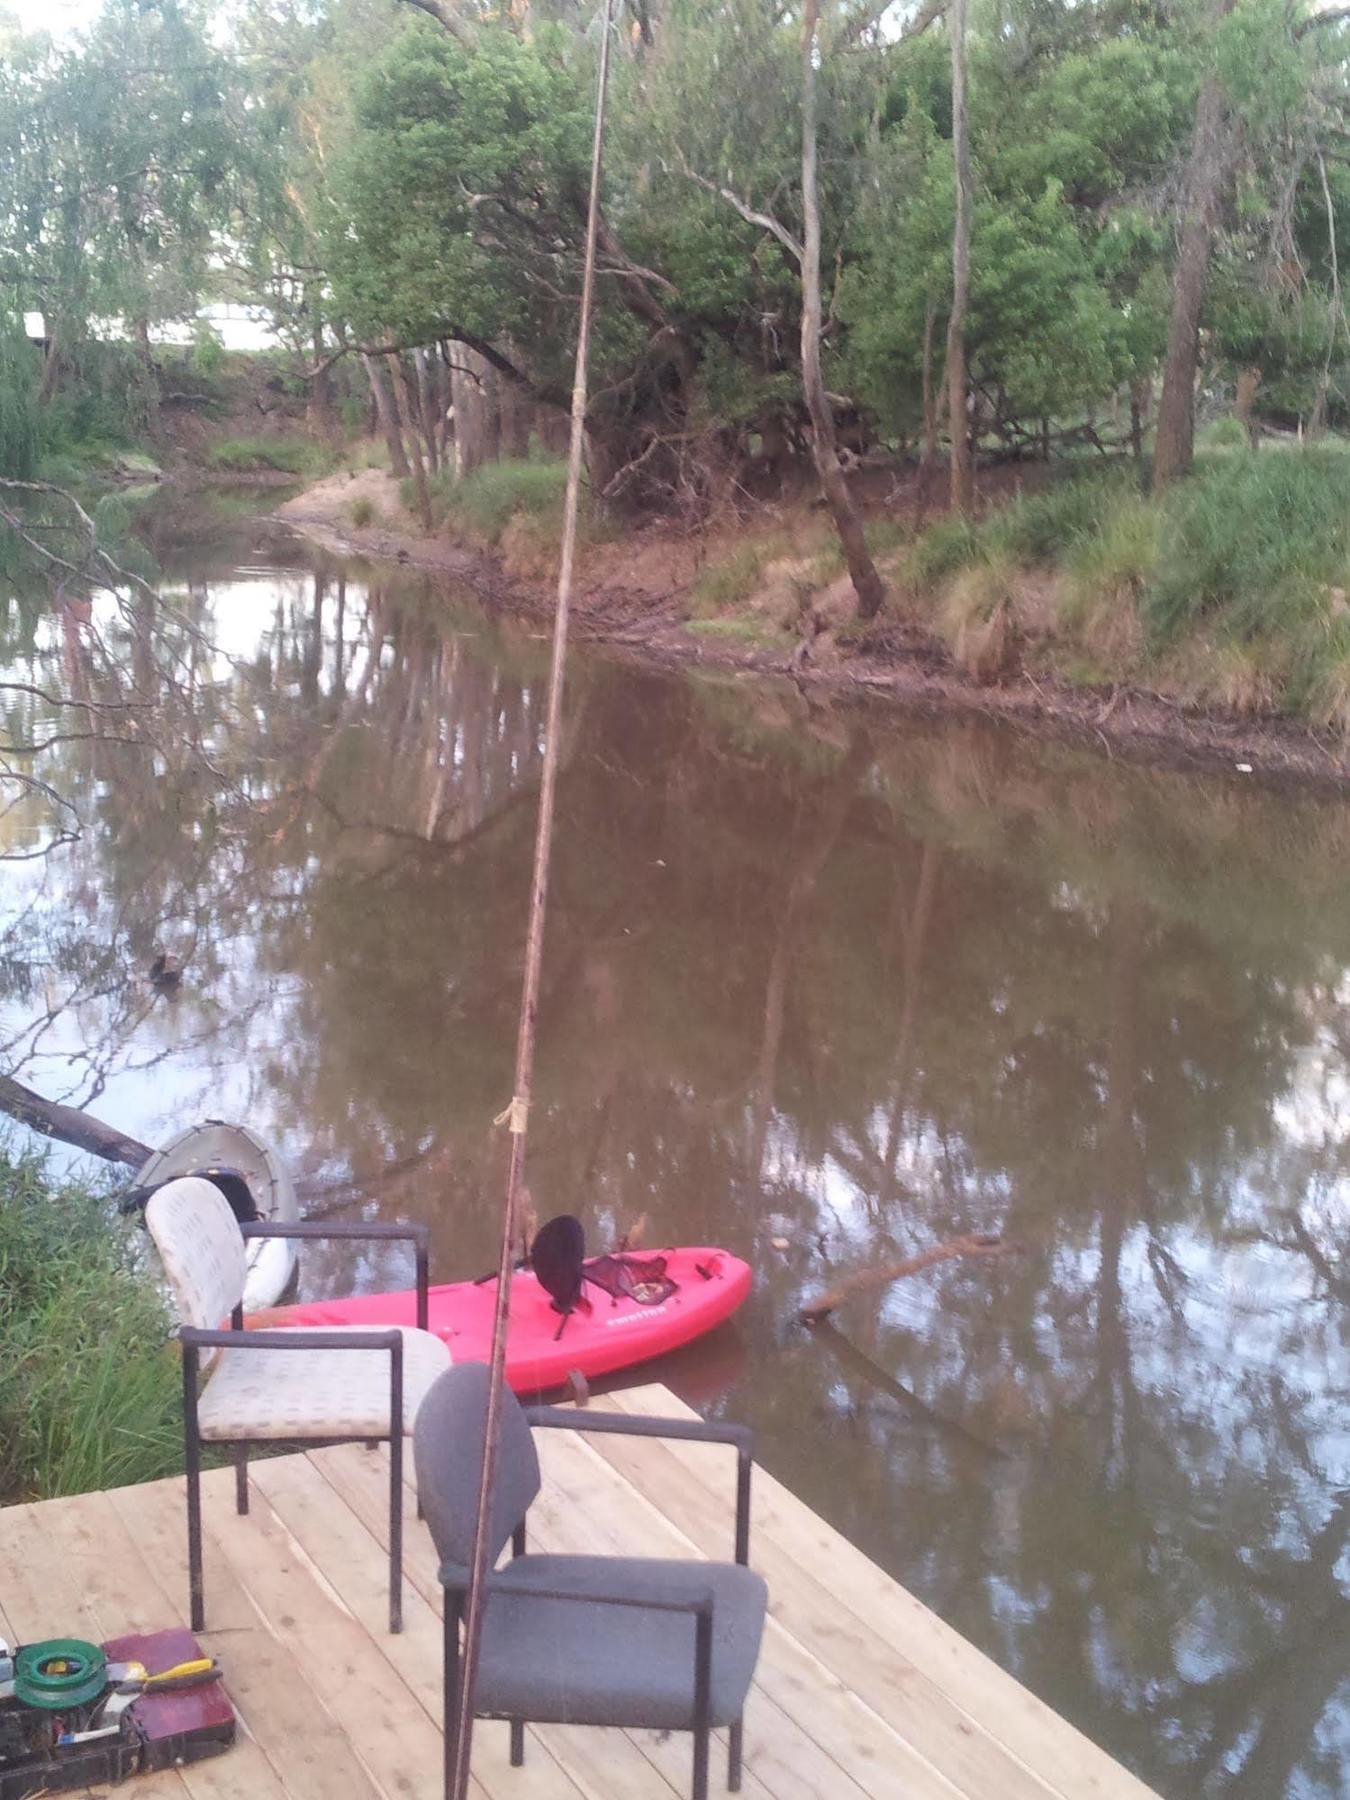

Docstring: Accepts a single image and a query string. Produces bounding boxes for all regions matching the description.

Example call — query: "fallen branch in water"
[0,1075,152,1167]
[798,1231,1009,1323]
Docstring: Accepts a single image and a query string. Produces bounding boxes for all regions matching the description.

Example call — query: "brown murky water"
[5,518,1350,1797]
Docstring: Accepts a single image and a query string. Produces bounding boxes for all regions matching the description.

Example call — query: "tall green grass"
[408,456,578,545]
[1145,450,1350,642]
[0,1147,181,1502]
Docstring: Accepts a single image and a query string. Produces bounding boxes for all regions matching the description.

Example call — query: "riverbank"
[276,455,1350,789]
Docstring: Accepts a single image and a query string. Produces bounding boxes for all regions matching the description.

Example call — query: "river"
[3,501,1349,1798]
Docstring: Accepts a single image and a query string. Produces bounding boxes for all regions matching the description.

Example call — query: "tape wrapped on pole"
[493,1096,530,1135]
[449,2,618,1793]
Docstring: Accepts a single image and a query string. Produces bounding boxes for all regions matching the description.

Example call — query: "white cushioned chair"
[146,1176,451,1634]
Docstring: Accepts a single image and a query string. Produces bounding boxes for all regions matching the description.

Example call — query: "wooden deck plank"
[3,1379,1160,1800]
[20,1488,289,1800]
[248,1449,589,1800]
[193,1464,485,1800]
[314,1428,956,1800]
[540,1419,1059,1800]
[531,1428,945,1800]
[595,1385,1157,1800]
[302,1443,692,1800]
[0,1500,193,1799]
[105,1470,385,1800]
[309,1439,785,1800]
[305,1442,752,1800]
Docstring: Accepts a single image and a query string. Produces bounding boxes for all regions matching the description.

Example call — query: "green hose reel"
[13,1638,108,1710]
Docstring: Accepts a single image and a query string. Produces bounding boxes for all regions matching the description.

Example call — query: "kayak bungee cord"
[448,0,618,1792]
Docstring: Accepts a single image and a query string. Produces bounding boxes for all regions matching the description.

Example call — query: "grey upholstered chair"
[145,1176,451,1636]
[415,1363,767,1800]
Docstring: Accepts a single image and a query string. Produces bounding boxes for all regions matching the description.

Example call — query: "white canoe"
[135,1121,299,1312]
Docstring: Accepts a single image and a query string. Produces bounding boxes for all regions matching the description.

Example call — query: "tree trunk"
[1234,365,1261,447]
[1153,41,1238,492]
[498,349,532,458]
[363,351,410,477]
[452,355,485,480]
[919,297,942,472]
[946,0,974,516]
[800,0,886,618]
[414,347,440,474]
[392,355,433,529]
[133,315,163,448]
[481,359,502,466]
[308,308,337,442]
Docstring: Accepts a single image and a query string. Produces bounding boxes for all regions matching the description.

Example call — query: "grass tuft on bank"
[0,1144,181,1504]
[678,446,1350,733]
[206,435,333,477]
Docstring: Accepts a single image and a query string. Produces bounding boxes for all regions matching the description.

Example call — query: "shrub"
[0,1146,181,1502]
[348,493,378,528]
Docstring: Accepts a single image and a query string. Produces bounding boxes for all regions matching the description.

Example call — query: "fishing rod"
[447,0,619,1791]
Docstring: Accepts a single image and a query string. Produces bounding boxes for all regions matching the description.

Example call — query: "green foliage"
[0,1145,181,1502]
[191,323,227,379]
[348,493,378,527]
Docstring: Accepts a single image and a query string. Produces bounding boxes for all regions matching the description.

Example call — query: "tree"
[801,0,885,615]
[945,0,972,513]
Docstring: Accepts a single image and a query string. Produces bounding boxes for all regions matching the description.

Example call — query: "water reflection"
[4,540,1350,1797]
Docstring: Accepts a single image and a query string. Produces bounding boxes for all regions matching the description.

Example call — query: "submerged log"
[798,1231,1008,1323]
[0,1074,151,1167]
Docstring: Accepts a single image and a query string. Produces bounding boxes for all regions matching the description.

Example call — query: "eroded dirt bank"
[275,469,1350,790]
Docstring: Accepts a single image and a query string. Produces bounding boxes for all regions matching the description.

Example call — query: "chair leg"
[509,1720,525,1767]
[692,1723,710,1800]
[389,1425,404,1634]
[443,1594,464,1800]
[728,1718,744,1792]
[183,1347,205,1633]
[234,1442,249,1515]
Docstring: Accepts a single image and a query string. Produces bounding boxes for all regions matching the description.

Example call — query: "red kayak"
[248,1247,751,1394]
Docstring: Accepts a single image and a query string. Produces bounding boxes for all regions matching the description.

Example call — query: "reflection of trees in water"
[5,554,1350,1795]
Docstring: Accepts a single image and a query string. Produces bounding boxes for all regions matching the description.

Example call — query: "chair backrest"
[414,1363,541,1570]
[145,1176,248,1330]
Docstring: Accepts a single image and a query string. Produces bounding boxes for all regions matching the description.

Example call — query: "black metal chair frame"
[179,1219,430,1637]
[438,1406,754,1800]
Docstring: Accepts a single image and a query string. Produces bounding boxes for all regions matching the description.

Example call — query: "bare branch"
[391,0,477,46]
[675,148,803,265]
[834,0,947,52]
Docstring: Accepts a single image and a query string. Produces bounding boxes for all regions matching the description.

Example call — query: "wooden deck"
[0,1383,1159,1800]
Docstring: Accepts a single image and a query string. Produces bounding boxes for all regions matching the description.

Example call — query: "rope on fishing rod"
[449,0,619,1792]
